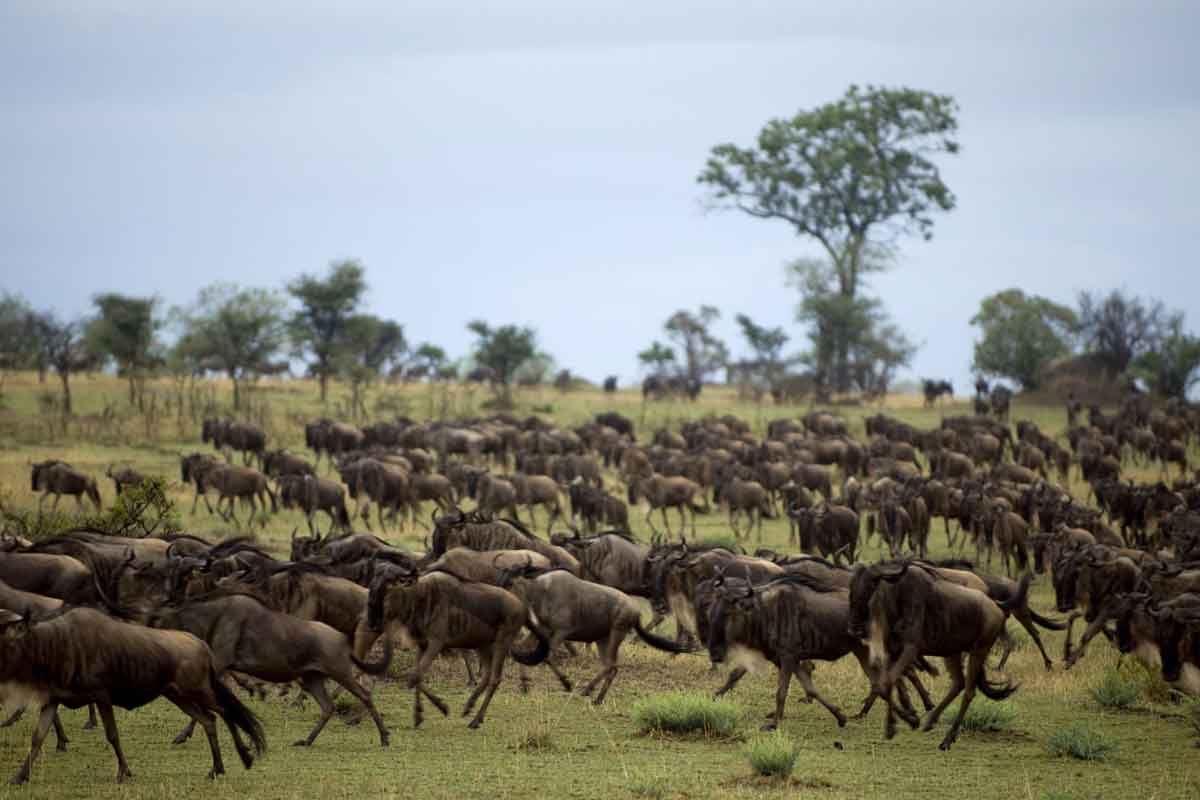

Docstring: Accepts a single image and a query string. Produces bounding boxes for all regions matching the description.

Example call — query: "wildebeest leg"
[9,703,57,785]
[762,656,795,731]
[461,651,477,688]
[172,718,198,745]
[51,710,68,752]
[333,674,388,747]
[0,707,24,728]
[582,631,622,704]
[792,662,846,727]
[84,703,97,730]
[661,507,673,538]
[905,668,935,712]
[713,667,747,698]
[1014,611,1054,671]
[644,506,658,536]
[921,655,965,732]
[409,643,450,728]
[1064,609,1112,669]
[464,645,502,729]
[995,629,1015,671]
[538,633,573,692]
[95,702,134,783]
[939,650,983,751]
[294,675,336,747]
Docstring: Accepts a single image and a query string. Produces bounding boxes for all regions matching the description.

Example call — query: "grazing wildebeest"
[30,461,101,513]
[357,566,550,729]
[498,562,689,703]
[0,606,265,784]
[627,474,708,539]
[848,560,1020,750]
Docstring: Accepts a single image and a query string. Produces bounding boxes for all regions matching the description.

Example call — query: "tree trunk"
[58,370,71,416]
[319,372,328,403]
[232,373,241,410]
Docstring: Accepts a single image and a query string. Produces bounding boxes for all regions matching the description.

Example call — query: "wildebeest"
[180,452,224,514]
[277,474,350,535]
[203,417,268,467]
[627,474,708,539]
[105,464,147,496]
[789,503,859,564]
[498,562,689,703]
[922,379,953,408]
[198,464,278,525]
[848,561,1020,750]
[429,511,580,574]
[357,566,550,729]
[30,461,101,513]
[0,606,265,783]
[714,475,775,539]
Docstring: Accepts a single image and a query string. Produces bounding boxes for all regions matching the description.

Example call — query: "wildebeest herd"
[4,396,1200,784]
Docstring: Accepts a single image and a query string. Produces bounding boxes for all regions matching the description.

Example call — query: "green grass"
[1046,724,1120,761]
[1,373,1199,798]
[958,702,1017,733]
[1090,666,1142,710]
[744,731,799,778]
[631,692,740,737]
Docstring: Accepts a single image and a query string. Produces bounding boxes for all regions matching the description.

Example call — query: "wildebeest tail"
[352,635,393,675]
[211,668,267,766]
[996,572,1031,614]
[1029,608,1067,631]
[976,666,1018,701]
[634,619,692,654]
[512,616,551,666]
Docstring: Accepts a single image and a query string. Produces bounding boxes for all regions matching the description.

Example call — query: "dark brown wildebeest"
[199,464,278,525]
[203,418,267,467]
[714,475,775,539]
[357,566,550,729]
[790,503,859,565]
[134,592,390,748]
[30,461,101,513]
[1058,548,1142,668]
[498,562,689,703]
[627,473,708,539]
[105,464,147,496]
[473,472,522,520]
[0,580,76,748]
[922,379,953,408]
[277,474,350,535]
[707,573,929,730]
[550,531,652,600]
[0,606,265,784]
[261,449,315,479]
[848,560,1020,750]
[594,411,634,439]
[508,473,564,533]
[180,452,224,514]
[218,562,370,644]
[0,551,96,606]
[1114,593,1200,696]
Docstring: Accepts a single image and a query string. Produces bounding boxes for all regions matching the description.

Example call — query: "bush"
[744,731,799,778]
[1090,667,1141,710]
[632,692,739,737]
[959,702,1016,733]
[1185,696,1200,736]
[1046,725,1118,761]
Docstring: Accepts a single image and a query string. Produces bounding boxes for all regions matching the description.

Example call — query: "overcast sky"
[2,1,1197,389]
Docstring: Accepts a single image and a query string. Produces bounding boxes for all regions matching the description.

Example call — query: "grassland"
[0,372,1197,799]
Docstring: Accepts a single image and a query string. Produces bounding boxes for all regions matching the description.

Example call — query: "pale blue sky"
[2,1,1196,389]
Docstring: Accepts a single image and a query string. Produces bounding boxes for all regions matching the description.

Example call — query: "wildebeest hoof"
[835,716,847,728]
[938,739,954,751]
[8,774,28,786]
[467,719,482,730]
[759,721,778,732]
[379,734,390,748]
[292,740,312,747]
[82,720,97,731]
[171,733,189,746]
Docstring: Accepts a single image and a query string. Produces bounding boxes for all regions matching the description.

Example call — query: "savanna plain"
[0,373,1197,800]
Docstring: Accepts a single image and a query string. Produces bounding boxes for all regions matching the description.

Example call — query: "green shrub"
[744,731,799,778]
[1046,725,1118,761]
[1090,666,1141,710]
[959,702,1016,733]
[631,692,739,737]
[1185,696,1200,736]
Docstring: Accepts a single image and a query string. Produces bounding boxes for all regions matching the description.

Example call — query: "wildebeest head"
[365,557,418,631]
[847,561,908,639]
[291,527,324,562]
[705,572,754,665]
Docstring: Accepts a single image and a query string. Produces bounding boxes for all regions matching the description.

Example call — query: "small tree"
[337,314,406,418]
[735,313,790,397]
[467,320,538,407]
[172,284,288,410]
[1077,289,1166,377]
[970,289,1078,390]
[409,342,450,381]
[35,312,97,416]
[1133,315,1200,399]
[637,341,676,375]
[287,259,367,402]
[87,293,162,410]
[664,306,728,386]
[0,293,34,395]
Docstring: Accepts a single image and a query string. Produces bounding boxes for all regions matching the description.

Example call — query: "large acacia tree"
[971,289,1078,390]
[467,320,538,407]
[88,293,161,409]
[699,85,958,391]
[287,259,367,402]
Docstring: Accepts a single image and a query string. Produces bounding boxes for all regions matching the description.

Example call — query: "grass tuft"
[744,731,799,778]
[958,702,1016,733]
[1045,724,1118,761]
[626,771,670,799]
[632,691,739,737]
[1090,666,1141,710]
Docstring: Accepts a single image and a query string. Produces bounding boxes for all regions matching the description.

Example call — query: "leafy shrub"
[744,731,799,778]
[632,692,738,737]
[1045,725,1118,761]
[1090,666,1141,710]
[959,702,1016,733]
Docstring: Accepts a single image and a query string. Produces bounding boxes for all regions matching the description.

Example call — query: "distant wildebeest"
[989,385,1012,422]
[202,417,267,467]
[0,606,266,784]
[30,461,101,513]
[277,474,351,535]
[922,380,953,408]
[261,449,315,479]
[602,376,618,393]
[429,511,580,573]
[179,452,224,514]
[105,464,147,497]
[627,474,708,539]
[197,464,278,525]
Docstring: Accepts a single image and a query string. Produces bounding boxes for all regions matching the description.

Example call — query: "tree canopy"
[1132,315,1200,399]
[287,259,367,402]
[467,320,538,405]
[87,293,161,409]
[172,283,288,409]
[336,314,406,417]
[970,289,1077,390]
[699,85,958,390]
[637,341,676,374]
[734,313,790,396]
[1077,289,1167,376]
[663,306,728,385]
